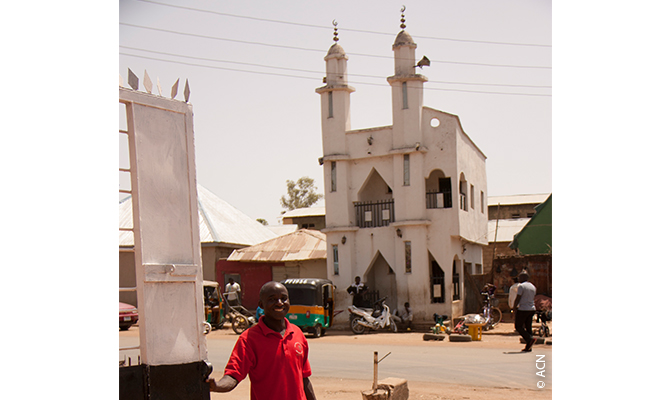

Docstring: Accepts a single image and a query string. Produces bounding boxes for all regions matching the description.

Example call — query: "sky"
[119,0,552,224]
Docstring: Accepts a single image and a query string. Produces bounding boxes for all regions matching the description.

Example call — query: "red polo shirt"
[224,316,312,400]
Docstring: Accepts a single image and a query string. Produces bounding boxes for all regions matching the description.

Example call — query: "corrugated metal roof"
[281,206,326,218]
[487,218,531,243]
[119,184,278,247]
[267,224,299,236]
[226,229,327,262]
[488,193,550,207]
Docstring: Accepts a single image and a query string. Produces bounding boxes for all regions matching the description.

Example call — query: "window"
[474,263,483,275]
[332,245,339,275]
[430,261,445,303]
[404,241,412,273]
[403,154,410,186]
[459,180,467,211]
[402,82,408,109]
[452,261,460,300]
[328,91,333,118]
[465,262,472,275]
[470,184,474,209]
[439,177,452,208]
[480,191,484,213]
[330,161,337,192]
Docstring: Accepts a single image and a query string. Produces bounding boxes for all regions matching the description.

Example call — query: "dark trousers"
[515,310,535,344]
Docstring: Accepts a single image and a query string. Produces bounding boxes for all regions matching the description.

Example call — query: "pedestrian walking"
[512,271,536,352]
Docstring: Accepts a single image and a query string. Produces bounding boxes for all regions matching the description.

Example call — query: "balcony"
[426,191,453,209]
[354,199,395,228]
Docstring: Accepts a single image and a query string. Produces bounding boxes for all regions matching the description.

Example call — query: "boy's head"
[258,281,290,322]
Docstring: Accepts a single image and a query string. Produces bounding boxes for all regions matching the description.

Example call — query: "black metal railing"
[354,199,395,228]
[426,191,453,209]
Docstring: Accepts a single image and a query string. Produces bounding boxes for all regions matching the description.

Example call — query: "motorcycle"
[348,297,397,334]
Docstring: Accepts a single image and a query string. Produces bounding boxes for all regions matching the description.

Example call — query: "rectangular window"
[470,184,474,209]
[480,191,485,213]
[402,82,408,109]
[330,161,337,192]
[459,181,467,211]
[452,262,460,301]
[328,91,333,118]
[403,154,410,186]
[474,263,483,275]
[464,262,472,275]
[332,245,339,275]
[404,241,412,273]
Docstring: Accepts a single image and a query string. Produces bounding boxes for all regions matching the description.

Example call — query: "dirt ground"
[201,321,552,400]
[210,376,550,400]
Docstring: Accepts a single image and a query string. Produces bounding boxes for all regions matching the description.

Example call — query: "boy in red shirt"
[208,281,317,400]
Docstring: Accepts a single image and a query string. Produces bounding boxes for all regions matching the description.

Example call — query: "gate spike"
[171,78,179,99]
[184,79,190,102]
[156,76,163,97]
[143,70,153,94]
[128,68,139,91]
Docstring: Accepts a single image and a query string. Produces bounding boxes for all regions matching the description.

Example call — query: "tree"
[280,176,323,211]
[256,218,268,225]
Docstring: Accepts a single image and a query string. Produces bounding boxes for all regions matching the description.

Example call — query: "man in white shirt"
[508,277,520,309]
[512,271,537,352]
[225,278,241,309]
[392,302,414,331]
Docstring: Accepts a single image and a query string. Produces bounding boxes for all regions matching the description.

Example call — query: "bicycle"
[480,283,502,330]
[532,309,552,337]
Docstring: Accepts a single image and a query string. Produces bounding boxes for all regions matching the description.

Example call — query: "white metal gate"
[119,80,210,399]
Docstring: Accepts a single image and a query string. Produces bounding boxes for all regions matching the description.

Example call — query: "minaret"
[317,22,355,229]
[316,21,355,156]
[387,7,427,148]
[388,7,428,222]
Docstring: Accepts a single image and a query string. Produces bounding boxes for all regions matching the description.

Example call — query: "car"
[119,302,139,330]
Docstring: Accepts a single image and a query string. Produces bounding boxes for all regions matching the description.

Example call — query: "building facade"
[316,25,488,323]
[483,193,550,273]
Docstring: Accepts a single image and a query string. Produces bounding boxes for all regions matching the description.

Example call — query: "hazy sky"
[119,0,552,224]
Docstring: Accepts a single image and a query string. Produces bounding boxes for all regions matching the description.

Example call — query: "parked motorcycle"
[348,297,397,334]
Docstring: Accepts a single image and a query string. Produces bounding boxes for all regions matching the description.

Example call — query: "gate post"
[120,86,210,399]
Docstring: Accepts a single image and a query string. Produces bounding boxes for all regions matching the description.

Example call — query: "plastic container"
[467,323,484,341]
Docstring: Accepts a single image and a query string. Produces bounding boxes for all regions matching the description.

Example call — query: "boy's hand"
[208,375,238,392]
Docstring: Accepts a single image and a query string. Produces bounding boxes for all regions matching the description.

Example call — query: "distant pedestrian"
[512,271,536,352]
[508,276,520,309]
[347,276,368,307]
[392,302,414,331]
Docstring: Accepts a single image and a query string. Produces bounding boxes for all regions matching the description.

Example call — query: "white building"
[316,23,488,322]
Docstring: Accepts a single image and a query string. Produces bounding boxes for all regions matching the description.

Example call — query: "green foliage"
[280,176,323,211]
[256,218,268,225]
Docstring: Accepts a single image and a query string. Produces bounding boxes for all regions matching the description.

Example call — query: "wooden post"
[373,351,378,391]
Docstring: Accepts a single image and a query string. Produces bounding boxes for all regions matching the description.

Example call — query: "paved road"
[120,327,552,390]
